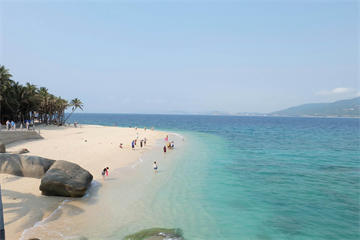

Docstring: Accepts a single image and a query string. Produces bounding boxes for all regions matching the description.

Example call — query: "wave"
[20,199,71,240]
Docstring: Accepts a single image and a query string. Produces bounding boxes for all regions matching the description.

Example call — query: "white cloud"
[316,87,356,96]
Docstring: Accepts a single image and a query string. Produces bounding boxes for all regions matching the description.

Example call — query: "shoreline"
[19,131,185,239]
[1,124,168,239]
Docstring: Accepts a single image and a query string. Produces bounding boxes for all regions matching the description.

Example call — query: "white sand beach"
[0,125,166,239]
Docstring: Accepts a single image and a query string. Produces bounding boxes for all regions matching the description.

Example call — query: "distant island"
[270,97,360,118]
[212,97,360,118]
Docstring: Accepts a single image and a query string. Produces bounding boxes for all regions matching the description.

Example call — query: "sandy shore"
[0,125,166,239]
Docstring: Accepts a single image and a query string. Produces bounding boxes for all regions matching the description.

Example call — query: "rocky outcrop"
[124,228,184,240]
[0,153,93,198]
[0,154,55,178]
[40,160,93,197]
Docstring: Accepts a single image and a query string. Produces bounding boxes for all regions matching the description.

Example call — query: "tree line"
[0,65,83,125]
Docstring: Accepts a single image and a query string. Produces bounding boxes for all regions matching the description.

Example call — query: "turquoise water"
[70,114,360,240]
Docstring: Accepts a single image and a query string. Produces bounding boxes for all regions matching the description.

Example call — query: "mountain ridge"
[270,97,360,117]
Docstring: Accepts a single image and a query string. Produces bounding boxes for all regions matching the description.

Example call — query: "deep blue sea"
[69,114,360,240]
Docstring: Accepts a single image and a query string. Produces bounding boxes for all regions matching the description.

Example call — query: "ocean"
[25,114,360,240]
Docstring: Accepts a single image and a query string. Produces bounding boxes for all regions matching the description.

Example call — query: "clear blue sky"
[0,0,358,114]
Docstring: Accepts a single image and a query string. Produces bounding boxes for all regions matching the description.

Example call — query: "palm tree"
[55,97,68,125]
[0,65,13,122]
[24,83,41,122]
[0,65,80,126]
[63,98,83,124]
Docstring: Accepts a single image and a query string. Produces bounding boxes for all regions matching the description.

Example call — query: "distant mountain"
[272,97,360,117]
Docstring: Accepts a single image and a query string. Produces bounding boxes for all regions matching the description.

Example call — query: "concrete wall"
[0,131,43,145]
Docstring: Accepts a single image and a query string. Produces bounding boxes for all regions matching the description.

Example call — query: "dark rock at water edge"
[40,160,93,197]
[124,228,184,240]
[0,153,55,178]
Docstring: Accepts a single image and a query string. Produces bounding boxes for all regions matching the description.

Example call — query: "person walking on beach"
[5,120,10,130]
[102,167,109,179]
[140,140,143,148]
[11,120,15,130]
[26,120,30,130]
[163,145,167,153]
[153,161,158,173]
[131,140,135,150]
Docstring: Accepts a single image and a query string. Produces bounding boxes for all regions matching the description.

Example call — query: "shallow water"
[23,115,360,240]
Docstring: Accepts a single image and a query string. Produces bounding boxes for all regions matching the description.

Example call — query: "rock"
[124,228,184,240]
[12,148,30,154]
[0,154,55,178]
[0,143,5,153]
[40,160,93,197]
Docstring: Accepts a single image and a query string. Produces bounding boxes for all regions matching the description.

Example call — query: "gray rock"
[40,160,93,197]
[0,143,5,153]
[124,228,184,240]
[0,153,55,178]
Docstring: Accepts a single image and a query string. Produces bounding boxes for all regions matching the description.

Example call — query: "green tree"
[64,98,83,124]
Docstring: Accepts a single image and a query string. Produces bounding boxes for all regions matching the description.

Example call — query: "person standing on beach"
[102,167,109,179]
[132,140,135,150]
[26,120,29,130]
[153,161,158,173]
[5,120,9,130]
[163,145,167,153]
[140,140,143,148]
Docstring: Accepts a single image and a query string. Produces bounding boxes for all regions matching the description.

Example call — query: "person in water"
[153,161,158,173]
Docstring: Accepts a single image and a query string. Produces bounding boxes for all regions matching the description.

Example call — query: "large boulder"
[40,160,93,197]
[0,153,55,178]
[0,143,5,153]
[124,228,184,240]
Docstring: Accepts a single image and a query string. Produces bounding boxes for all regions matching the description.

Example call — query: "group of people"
[155,135,176,173]
[131,138,147,150]
[102,133,176,178]
[3,120,31,131]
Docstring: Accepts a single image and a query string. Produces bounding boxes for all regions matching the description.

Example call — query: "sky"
[0,0,358,114]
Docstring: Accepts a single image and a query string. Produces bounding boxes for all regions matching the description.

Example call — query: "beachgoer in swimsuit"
[153,161,158,173]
